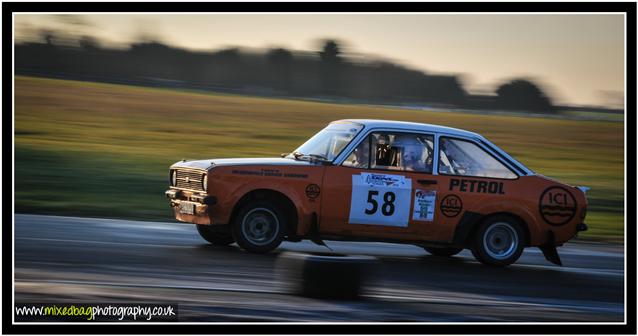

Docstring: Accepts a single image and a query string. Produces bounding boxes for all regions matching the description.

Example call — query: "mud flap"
[539,245,562,266]
[307,213,332,251]
[539,231,562,266]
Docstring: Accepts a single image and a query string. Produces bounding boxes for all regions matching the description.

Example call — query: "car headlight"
[170,170,176,186]
[202,174,208,192]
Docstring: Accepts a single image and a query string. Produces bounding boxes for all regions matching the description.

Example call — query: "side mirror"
[280,153,288,158]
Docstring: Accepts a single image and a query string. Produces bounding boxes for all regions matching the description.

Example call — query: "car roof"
[336,119,484,139]
[333,118,534,176]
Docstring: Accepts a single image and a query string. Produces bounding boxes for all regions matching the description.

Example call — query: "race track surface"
[14,214,624,322]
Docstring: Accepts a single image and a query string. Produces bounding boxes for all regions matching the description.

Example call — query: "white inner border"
[9,11,629,327]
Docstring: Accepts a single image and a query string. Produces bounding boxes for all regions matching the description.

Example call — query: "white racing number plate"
[348,173,412,227]
[179,202,195,215]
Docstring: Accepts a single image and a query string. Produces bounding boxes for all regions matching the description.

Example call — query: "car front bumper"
[165,189,217,224]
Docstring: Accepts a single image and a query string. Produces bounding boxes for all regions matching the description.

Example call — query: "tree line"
[15,33,556,113]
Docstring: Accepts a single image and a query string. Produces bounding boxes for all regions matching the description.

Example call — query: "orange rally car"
[165,119,589,266]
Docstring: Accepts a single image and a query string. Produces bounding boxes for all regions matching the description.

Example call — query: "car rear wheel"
[423,246,463,257]
[232,200,286,253]
[471,215,525,267]
[196,224,235,246]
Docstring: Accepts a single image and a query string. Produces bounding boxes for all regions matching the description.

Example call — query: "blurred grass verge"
[15,76,624,242]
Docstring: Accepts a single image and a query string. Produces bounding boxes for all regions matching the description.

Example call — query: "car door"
[319,130,443,241]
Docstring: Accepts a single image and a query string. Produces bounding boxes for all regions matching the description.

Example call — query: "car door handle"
[417,179,438,185]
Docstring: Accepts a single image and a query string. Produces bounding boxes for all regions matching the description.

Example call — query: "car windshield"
[289,122,364,162]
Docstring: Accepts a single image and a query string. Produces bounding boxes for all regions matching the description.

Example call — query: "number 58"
[364,190,396,216]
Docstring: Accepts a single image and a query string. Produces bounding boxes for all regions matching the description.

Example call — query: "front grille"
[175,169,205,191]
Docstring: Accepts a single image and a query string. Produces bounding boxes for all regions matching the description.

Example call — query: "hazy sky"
[14,14,625,107]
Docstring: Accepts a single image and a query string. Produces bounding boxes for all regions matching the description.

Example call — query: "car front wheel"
[232,201,286,253]
[471,215,525,267]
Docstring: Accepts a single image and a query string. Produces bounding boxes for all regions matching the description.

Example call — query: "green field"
[14,76,625,241]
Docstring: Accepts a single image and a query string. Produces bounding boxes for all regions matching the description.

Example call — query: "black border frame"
[3,2,636,334]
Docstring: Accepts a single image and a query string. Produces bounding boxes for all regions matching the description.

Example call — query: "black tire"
[232,200,286,253]
[196,224,235,246]
[423,246,463,257]
[470,214,526,267]
[276,252,377,300]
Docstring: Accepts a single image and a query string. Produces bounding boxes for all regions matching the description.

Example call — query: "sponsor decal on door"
[412,189,436,222]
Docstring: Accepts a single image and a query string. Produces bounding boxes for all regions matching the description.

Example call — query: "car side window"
[343,135,371,169]
[438,137,517,179]
[363,132,434,173]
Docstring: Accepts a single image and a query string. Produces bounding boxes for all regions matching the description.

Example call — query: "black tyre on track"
[276,252,377,300]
